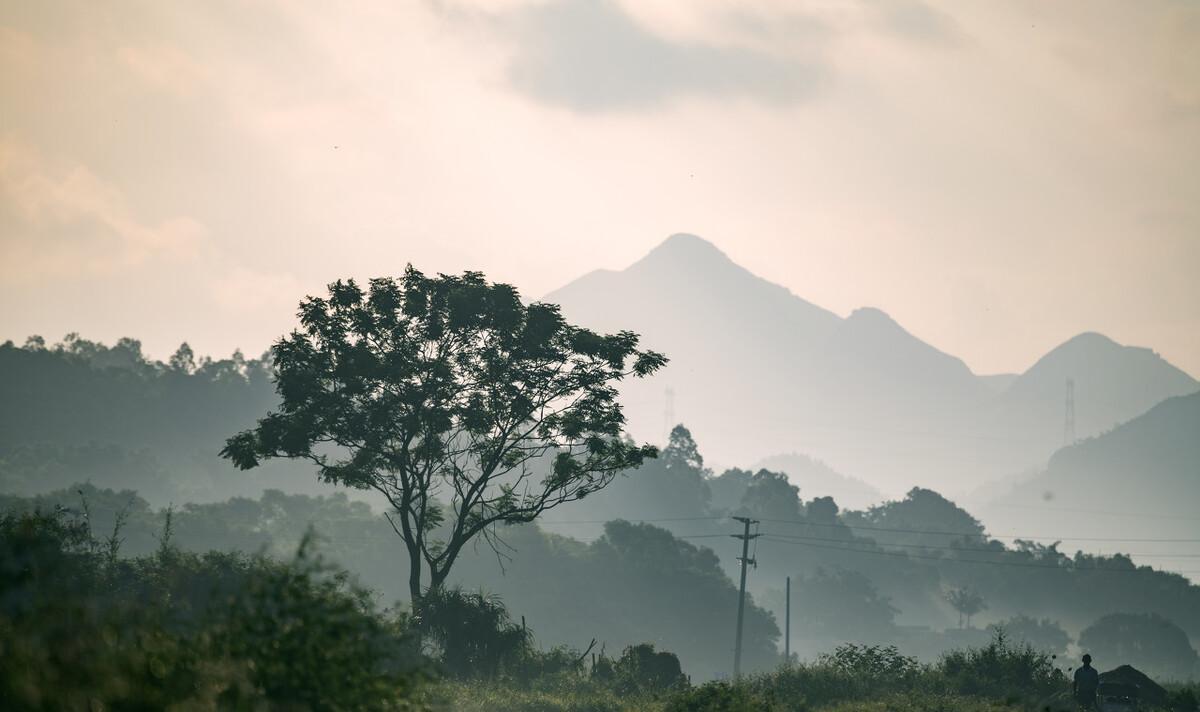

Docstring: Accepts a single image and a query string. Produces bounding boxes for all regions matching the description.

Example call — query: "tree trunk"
[408,551,423,604]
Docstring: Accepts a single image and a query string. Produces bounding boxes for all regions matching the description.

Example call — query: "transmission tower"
[663,386,675,444]
[1063,378,1076,446]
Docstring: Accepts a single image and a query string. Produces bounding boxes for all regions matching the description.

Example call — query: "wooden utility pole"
[784,575,791,664]
[732,516,760,679]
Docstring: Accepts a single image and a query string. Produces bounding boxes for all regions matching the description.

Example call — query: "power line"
[758,536,1200,575]
[757,517,1200,544]
[761,531,1200,558]
[541,515,1200,543]
[988,503,1200,522]
[539,516,722,525]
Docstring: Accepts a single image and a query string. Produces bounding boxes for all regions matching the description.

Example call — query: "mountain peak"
[847,307,899,328]
[1058,331,1119,351]
[634,233,733,270]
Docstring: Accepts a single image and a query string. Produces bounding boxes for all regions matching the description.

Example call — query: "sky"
[2,0,1198,377]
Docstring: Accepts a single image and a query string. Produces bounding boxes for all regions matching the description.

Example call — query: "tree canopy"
[221,270,666,598]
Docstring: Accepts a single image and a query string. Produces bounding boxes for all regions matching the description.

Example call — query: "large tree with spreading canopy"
[222,268,666,600]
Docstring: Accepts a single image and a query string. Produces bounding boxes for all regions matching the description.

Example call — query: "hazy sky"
[2,0,1198,376]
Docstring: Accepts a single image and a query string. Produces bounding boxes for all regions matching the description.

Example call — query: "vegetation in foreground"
[4,503,1200,711]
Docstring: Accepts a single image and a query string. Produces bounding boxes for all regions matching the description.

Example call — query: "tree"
[221,270,667,601]
[945,586,987,629]
[1079,613,1198,681]
[845,487,985,551]
[169,342,197,374]
[662,424,704,472]
[737,469,802,522]
[986,615,1070,658]
[793,568,898,642]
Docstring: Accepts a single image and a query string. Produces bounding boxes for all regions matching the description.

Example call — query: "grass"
[423,677,664,712]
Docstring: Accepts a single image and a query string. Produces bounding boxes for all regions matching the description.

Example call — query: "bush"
[416,586,531,679]
[431,676,650,712]
[664,680,782,712]
[605,643,688,695]
[0,508,428,709]
[937,630,1064,702]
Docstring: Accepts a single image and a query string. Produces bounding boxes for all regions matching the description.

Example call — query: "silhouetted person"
[1074,653,1099,709]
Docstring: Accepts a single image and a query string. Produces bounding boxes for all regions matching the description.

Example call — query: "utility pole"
[732,516,760,679]
[784,575,791,665]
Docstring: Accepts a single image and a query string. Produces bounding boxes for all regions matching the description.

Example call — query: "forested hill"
[981,391,1200,575]
[0,336,322,503]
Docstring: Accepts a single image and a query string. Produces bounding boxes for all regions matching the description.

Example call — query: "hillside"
[0,339,324,504]
[980,391,1200,576]
[752,452,883,510]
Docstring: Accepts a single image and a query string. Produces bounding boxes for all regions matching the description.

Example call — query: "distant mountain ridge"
[752,452,883,511]
[545,234,1197,494]
[979,391,1200,577]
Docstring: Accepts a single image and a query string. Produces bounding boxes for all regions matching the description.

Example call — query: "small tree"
[945,586,987,629]
[221,270,666,601]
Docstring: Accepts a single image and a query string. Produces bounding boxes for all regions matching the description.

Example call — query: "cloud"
[497,0,826,112]
[877,0,961,45]
[0,138,206,281]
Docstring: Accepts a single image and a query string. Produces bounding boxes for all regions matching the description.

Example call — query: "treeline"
[566,426,1200,675]
[0,336,327,503]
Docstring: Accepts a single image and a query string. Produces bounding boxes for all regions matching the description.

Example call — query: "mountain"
[979,391,1200,578]
[995,331,1198,442]
[752,453,884,511]
[545,234,1197,494]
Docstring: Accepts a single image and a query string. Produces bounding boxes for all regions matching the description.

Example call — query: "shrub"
[0,508,428,709]
[416,586,530,679]
[664,680,783,712]
[608,643,688,695]
[937,630,1064,702]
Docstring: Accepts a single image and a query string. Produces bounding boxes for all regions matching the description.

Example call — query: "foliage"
[553,423,713,532]
[736,469,803,522]
[792,568,899,641]
[0,506,428,710]
[844,488,985,551]
[428,676,652,712]
[598,643,687,695]
[0,335,280,504]
[986,615,1070,658]
[663,680,774,712]
[821,643,921,686]
[221,271,666,599]
[938,630,1064,701]
[945,587,988,629]
[661,636,1069,711]
[417,586,531,678]
[1080,613,1199,681]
